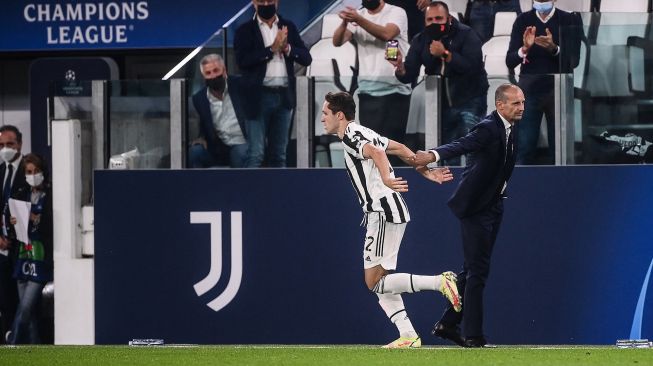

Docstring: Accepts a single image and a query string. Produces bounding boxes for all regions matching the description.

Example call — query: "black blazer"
[434,111,517,219]
[234,15,312,119]
[192,77,247,156]
[0,159,31,242]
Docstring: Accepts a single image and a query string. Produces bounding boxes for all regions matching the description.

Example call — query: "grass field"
[1,345,652,366]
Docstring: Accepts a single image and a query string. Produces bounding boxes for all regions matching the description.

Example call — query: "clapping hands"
[522,26,557,53]
[272,26,288,53]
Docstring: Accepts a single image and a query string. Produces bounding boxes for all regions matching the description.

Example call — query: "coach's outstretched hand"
[416,166,453,184]
[412,150,437,166]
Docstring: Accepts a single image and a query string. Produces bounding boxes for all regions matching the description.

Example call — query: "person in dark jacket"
[0,125,30,343]
[412,83,523,347]
[7,153,52,344]
[391,1,489,165]
[506,0,582,164]
[189,54,249,168]
[234,0,312,167]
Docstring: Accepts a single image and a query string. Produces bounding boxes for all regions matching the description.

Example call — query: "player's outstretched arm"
[386,139,419,167]
[416,166,453,184]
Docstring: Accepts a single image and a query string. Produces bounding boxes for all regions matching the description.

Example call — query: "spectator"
[333,0,412,165]
[234,0,312,167]
[506,0,582,164]
[466,0,521,44]
[386,0,431,39]
[0,125,30,343]
[189,54,249,168]
[8,153,52,344]
[391,1,488,165]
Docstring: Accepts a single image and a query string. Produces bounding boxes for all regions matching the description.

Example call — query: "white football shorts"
[362,212,406,270]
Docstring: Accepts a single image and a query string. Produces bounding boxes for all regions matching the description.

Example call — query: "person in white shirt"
[189,54,249,168]
[333,0,412,165]
[234,0,312,167]
[322,91,461,349]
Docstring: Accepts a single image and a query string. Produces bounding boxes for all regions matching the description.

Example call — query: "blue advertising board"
[94,166,653,345]
[0,0,249,51]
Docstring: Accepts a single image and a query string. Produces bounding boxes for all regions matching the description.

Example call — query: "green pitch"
[1,345,652,366]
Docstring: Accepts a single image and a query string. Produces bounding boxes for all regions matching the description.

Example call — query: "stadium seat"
[307,14,356,81]
[493,11,517,37]
[599,0,649,13]
[307,13,358,141]
[555,0,593,12]
[482,12,520,115]
[481,12,517,71]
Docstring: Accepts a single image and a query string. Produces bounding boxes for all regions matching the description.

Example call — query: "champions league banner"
[0,0,249,51]
[94,167,653,345]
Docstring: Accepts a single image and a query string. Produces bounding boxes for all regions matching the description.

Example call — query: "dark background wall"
[94,166,653,345]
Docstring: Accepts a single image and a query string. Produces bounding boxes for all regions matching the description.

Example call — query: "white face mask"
[0,147,17,163]
[25,172,44,187]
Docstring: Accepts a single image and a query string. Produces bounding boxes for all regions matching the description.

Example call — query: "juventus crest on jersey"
[341,122,410,224]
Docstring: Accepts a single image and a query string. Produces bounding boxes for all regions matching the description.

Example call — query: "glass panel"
[50,80,94,204]
[570,12,653,164]
[108,80,171,169]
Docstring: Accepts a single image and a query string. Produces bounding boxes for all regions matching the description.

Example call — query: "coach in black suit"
[234,0,312,167]
[0,125,30,343]
[412,84,524,347]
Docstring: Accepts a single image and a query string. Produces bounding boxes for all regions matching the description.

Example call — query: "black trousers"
[440,198,504,338]
[358,92,411,166]
[0,253,18,342]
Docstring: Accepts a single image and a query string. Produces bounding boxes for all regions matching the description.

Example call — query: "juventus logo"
[190,211,243,311]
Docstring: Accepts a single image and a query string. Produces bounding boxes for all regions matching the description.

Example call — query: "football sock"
[372,273,440,294]
[376,293,417,338]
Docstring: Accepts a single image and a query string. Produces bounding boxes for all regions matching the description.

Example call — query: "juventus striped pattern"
[376,218,385,257]
[342,123,410,224]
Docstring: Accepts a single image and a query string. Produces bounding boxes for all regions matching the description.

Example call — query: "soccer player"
[321,91,462,348]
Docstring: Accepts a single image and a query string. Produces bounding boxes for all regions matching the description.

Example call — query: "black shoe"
[432,321,465,347]
[463,336,496,348]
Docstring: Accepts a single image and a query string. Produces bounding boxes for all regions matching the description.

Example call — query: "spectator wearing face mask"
[189,53,249,168]
[0,124,30,343]
[7,153,52,344]
[506,0,582,165]
[234,0,312,168]
[390,1,488,165]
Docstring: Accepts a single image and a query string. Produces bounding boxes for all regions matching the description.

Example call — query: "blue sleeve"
[434,124,495,160]
[192,91,217,147]
[447,29,484,75]
[234,23,275,71]
[285,21,312,66]
[506,14,526,70]
[396,36,424,84]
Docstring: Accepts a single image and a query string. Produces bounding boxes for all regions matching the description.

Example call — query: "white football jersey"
[342,122,410,224]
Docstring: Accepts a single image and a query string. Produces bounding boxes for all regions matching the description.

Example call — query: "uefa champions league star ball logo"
[65,69,76,82]
[62,69,83,96]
